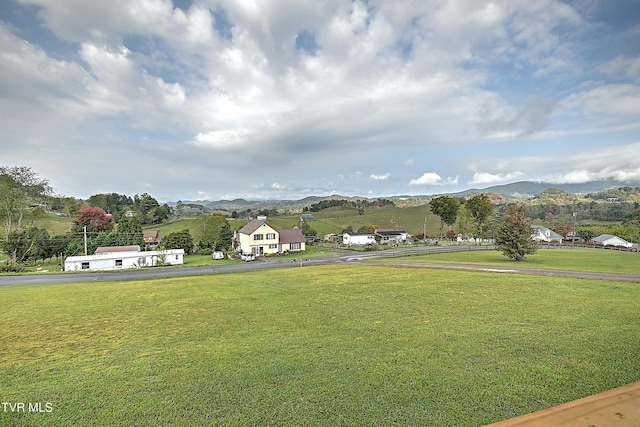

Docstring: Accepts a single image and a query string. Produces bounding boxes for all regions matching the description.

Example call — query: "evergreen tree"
[495,204,537,261]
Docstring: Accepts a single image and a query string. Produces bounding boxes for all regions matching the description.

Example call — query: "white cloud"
[564,84,640,117]
[409,172,442,186]
[1,1,638,200]
[271,182,291,190]
[599,55,640,83]
[469,172,524,185]
[370,173,390,181]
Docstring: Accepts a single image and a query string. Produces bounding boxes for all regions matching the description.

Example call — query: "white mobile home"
[64,248,184,272]
[342,233,376,246]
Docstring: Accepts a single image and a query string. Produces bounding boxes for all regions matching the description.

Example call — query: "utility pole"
[423,217,427,243]
[572,205,577,249]
[83,225,88,255]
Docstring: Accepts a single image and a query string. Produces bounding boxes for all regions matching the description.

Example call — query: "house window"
[254,234,263,241]
[290,242,301,250]
[115,259,123,267]
[175,255,179,260]
[269,244,277,249]
[81,262,90,270]
[267,233,276,240]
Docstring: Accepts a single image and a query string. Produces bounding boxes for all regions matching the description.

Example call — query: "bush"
[0,263,26,273]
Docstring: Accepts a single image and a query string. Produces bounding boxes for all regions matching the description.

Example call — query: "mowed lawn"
[1,266,639,426]
[379,247,640,275]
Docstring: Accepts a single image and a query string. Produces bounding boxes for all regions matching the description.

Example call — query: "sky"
[1,0,639,202]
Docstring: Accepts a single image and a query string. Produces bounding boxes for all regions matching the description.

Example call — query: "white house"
[342,232,376,246]
[235,220,306,256]
[591,234,633,248]
[531,226,564,243]
[375,230,409,245]
[65,248,184,271]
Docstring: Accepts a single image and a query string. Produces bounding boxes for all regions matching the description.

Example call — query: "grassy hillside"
[152,205,442,242]
[1,265,639,426]
[274,205,441,237]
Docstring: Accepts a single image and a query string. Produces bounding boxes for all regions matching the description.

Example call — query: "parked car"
[241,253,255,262]
[212,251,224,260]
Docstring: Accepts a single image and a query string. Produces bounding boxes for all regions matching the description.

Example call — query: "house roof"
[592,234,629,244]
[279,228,305,244]
[143,230,162,242]
[95,245,141,254]
[238,220,269,235]
[531,225,563,240]
[375,230,407,236]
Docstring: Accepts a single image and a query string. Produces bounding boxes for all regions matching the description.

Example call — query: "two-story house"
[235,220,306,256]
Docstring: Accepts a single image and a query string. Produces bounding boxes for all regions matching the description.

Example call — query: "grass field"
[1,265,639,426]
[378,247,640,275]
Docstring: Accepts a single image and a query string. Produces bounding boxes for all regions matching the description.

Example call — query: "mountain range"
[169,179,640,212]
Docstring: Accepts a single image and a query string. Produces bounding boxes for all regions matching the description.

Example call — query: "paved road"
[1,245,638,286]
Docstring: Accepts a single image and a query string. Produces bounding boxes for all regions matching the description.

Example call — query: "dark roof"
[279,228,305,244]
[375,230,406,236]
[238,220,269,235]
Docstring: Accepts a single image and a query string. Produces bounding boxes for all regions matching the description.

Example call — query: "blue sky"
[1,0,639,201]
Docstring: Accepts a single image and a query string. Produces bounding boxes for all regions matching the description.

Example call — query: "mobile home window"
[115,259,123,267]
[81,262,90,270]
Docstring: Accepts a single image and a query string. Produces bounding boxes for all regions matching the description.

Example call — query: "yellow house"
[236,220,305,256]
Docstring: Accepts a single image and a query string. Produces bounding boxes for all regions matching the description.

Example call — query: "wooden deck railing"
[484,381,640,426]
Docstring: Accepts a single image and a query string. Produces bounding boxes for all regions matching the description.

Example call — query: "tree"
[301,220,317,237]
[1,227,50,265]
[164,229,194,254]
[115,216,145,247]
[357,224,378,233]
[429,196,460,237]
[88,193,133,221]
[72,206,114,234]
[218,223,234,251]
[198,213,228,249]
[495,204,538,261]
[0,166,52,239]
[466,194,494,241]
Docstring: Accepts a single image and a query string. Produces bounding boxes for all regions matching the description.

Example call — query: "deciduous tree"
[0,166,52,239]
[429,196,460,238]
[164,229,194,254]
[466,194,494,241]
[72,206,114,233]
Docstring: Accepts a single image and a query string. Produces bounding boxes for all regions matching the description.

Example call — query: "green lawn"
[1,265,639,426]
[379,247,640,275]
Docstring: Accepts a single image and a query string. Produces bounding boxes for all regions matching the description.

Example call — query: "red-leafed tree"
[72,206,114,233]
